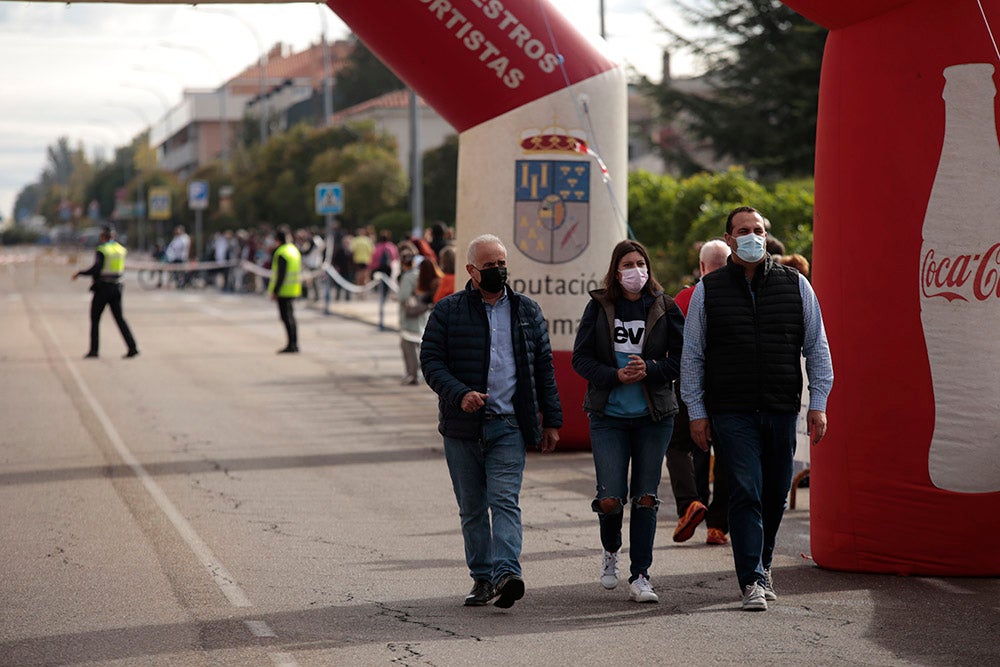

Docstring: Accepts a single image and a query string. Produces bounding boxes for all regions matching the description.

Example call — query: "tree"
[20,137,96,224]
[308,141,407,225]
[422,134,458,225]
[13,184,42,224]
[628,167,813,294]
[642,0,826,179]
[335,36,404,109]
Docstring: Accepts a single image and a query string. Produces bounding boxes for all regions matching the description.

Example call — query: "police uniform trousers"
[90,282,137,355]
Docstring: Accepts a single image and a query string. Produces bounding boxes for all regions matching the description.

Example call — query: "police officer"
[72,225,139,359]
[269,227,302,353]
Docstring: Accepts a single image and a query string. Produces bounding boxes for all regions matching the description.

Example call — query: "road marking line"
[269,652,299,666]
[38,313,253,608]
[245,620,278,637]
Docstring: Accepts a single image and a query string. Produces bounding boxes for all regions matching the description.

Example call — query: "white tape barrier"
[0,253,33,265]
[322,263,398,295]
[128,259,241,272]
[112,256,398,299]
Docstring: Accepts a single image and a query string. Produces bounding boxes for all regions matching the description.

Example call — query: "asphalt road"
[1,248,997,666]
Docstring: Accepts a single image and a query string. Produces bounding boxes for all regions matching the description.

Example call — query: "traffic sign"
[188,180,209,211]
[315,182,344,215]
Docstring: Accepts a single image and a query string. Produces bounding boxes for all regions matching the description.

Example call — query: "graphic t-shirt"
[604,295,651,418]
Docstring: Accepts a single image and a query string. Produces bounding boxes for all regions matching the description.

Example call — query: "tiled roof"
[330,89,428,123]
[226,40,353,96]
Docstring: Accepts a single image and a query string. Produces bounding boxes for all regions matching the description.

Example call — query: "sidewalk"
[303,287,401,332]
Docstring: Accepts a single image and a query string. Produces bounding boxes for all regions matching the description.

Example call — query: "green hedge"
[627,167,814,294]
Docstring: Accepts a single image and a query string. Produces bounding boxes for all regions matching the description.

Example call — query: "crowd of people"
[147,221,456,301]
[79,207,831,615]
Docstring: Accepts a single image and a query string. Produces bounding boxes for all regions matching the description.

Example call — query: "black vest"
[702,257,804,413]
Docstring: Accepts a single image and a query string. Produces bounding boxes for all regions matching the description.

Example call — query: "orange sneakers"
[672,500,707,542]
[706,527,729,545]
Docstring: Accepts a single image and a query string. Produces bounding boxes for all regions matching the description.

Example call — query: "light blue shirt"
[484,289,517,415]
[680,272,834,420]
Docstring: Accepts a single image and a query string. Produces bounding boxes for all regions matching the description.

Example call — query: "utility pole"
[408,89,423,240]
[320,5,334,128]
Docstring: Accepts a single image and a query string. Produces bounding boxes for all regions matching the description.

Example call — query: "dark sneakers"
[123,349,139,359]
[493,574,525,609]
[84,352,99,359]
[277,346,299,354]
[464,579,495,606]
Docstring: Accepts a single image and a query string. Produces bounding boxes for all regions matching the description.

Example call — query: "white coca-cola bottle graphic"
[921,63,1000,493]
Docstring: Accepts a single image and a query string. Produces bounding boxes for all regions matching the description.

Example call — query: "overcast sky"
[0,0,691,224]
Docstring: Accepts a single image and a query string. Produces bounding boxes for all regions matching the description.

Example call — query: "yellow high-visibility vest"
[99,241,127,281]
[269,243,302,298]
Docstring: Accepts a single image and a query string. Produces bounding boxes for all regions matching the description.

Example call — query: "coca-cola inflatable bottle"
[920,62,1000,493]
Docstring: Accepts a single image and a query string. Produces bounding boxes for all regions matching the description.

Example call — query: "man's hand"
[460,391,488,413]
[808,410,828,444]
[540,427,559,453]
[689,418,712,452]
[71,272,79,281]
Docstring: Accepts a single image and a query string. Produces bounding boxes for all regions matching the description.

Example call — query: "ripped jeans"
[589,413,673,580]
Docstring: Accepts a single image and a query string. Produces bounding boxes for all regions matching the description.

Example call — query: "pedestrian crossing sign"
[315,182,344,215]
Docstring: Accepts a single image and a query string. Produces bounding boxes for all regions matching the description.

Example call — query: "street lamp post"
[106,103,151,251]
[319,5,334,127]
[122,82,173,158]
[156,41,232,172]
[83,120,131,221]
[198,7,268,144]
[409,89,423,240]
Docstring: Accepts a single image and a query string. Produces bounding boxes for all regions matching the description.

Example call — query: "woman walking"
[571,240,684,602]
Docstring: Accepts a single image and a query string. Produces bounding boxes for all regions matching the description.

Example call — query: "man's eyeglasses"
[473,260,507,270]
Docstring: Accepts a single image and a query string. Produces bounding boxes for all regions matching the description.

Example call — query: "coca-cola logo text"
[921,242,1000,302]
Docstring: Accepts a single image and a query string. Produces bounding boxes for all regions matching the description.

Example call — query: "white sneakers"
[628,574,659,603]
[601,551,657,602]
[742,581,768,611]
[600,550,620,589]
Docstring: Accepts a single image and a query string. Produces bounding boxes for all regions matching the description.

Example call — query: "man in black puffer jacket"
[421,233,562,610]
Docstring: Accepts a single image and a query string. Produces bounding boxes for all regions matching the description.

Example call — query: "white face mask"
[619,266,648,293]
[735,233,766,263]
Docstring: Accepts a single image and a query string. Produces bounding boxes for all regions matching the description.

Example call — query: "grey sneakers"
[762,568,777,602]
[741,581,768,611]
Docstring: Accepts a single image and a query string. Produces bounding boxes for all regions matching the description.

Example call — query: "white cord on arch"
[536,0,633,240]
[977,0,1000,65]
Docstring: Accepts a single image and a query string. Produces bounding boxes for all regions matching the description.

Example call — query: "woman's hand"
[616,354,647,384]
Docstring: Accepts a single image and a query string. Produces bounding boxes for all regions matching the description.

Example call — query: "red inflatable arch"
[783,0,1000,575]
[328,0,629,450]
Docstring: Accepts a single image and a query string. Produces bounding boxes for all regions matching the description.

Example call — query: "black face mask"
[476,266,508,294]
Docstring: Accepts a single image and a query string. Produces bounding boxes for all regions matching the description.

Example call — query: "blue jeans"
[710,412,797,590]
[443,416,526,584]
[589,413,673,579]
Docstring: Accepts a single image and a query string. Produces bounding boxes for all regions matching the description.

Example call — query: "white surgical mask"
[619,267,648,293]
[735,234,766,263]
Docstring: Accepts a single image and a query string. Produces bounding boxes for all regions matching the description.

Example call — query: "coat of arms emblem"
[513,127,591,264]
